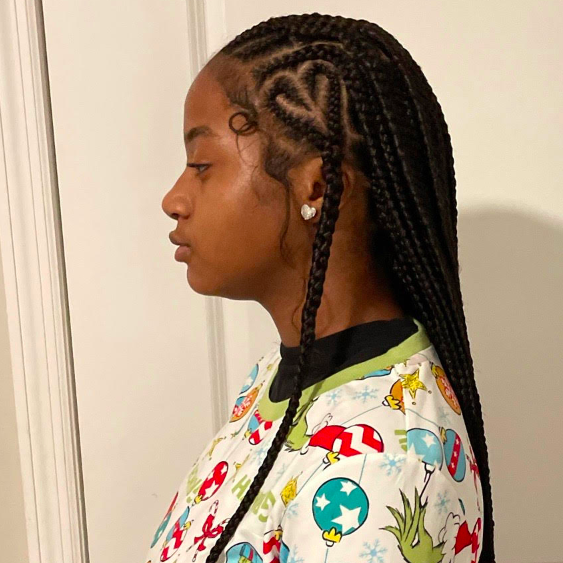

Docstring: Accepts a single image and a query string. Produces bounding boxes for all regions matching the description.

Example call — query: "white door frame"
[0,1,228,562]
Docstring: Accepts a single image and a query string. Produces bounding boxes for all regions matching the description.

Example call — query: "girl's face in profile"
[162,64,290,301]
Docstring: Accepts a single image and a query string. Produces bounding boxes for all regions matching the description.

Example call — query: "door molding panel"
[0,0,89,561]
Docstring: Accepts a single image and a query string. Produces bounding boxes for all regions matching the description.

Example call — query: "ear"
[289,157,357,224]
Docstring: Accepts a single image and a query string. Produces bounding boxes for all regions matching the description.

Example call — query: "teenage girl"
[153,12,495,563]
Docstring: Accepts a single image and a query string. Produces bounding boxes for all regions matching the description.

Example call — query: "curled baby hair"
[204,12,495,563]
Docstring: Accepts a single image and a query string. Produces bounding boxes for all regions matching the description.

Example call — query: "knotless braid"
[203,12,495,563]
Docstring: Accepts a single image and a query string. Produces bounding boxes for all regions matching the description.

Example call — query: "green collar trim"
[257,317,431,422]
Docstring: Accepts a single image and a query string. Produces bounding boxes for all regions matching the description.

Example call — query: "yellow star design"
[400,368,427,400]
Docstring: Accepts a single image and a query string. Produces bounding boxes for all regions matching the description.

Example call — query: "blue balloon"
[239,364,259,394]
[406,428,443,469]
[279,541,290,563]
[312,478,369,545]
[165,505,190,543]
[361,367,393,379]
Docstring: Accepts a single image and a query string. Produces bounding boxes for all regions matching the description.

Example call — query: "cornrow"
[204,12,495,563]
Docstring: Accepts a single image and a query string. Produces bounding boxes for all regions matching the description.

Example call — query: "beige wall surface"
[224,2,563,563]
[0,242,29,562]
[40,1,217,562]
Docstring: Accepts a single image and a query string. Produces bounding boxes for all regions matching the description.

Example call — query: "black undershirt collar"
[269,315,418,403]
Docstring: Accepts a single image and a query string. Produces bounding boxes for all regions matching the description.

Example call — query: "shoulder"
[290,344,438,458]
[274,346,484,562]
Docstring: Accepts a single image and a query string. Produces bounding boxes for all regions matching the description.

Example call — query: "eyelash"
[186,162,210,175]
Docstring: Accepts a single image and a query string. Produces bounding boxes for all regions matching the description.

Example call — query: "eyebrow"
[184,125,217,145]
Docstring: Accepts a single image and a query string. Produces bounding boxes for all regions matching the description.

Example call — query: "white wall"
[40,2,219,562]
[0,243,29,562]
[224,3,563,563]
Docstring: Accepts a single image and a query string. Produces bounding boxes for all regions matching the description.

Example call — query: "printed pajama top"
[144,317,484,563]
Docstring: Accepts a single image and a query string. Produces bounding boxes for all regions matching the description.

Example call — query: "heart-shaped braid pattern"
[203,13,496,563]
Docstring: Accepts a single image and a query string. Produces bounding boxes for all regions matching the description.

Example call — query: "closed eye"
[186,162,210,174]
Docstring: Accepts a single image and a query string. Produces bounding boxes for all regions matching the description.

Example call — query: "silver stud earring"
[301,203,317,221]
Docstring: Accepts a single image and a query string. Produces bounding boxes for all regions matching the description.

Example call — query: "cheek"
[194,191,284,273]
[188,208,282,297]
[216,207,281,265]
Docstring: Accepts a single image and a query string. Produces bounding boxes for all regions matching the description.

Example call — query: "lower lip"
[175,245,192,261]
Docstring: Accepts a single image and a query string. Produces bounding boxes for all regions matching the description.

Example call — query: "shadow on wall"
[459,207,563,563]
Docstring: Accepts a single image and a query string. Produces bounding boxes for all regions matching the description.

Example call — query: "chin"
[186,267,224,297]
[186,268,252,300]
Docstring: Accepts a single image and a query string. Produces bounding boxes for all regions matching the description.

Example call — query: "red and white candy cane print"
[188,500,229,562]
[263,526,283,563]
[246,409,273,446]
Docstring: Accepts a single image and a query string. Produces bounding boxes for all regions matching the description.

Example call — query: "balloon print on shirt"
[245,408,273,445]
[312,477,369,546]
[407,428,443,468]
[150,491,178,548]
[239,362,260,395]
[431,362,462,415]
[278,541,290,563]
[225,541,264,563]
[230,384,263,422]
[382,378,406,413]
[405,427,468,498]
[405,427,444,500]
[358,365,394,379]
[442,428,466,482]
[159,505,192,562]
[195,461,229,503]
[307,423,384,465]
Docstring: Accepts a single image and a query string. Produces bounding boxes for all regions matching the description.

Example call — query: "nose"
[162,174,191,220]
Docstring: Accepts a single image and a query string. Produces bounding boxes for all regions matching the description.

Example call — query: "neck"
[259,253,405,348]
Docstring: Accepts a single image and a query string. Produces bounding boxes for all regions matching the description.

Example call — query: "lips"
[169,231,191,246]
[174,245,192,262]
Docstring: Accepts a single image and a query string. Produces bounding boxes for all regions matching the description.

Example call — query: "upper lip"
[169,232,190,246]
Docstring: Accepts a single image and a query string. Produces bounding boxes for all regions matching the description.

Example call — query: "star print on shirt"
[332,505,362,534]
[399,368,428,400]
[315,494,330,510]
[340,481,357,495]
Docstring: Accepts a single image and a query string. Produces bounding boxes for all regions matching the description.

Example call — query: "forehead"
[183,67,231,137]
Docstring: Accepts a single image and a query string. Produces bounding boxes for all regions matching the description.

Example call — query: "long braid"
[345,21,496,560]
[204,13,496,562]
[347,22,496,554]
[274,21,495,559]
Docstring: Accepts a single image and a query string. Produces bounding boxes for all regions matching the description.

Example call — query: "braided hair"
[203,12,495,562]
